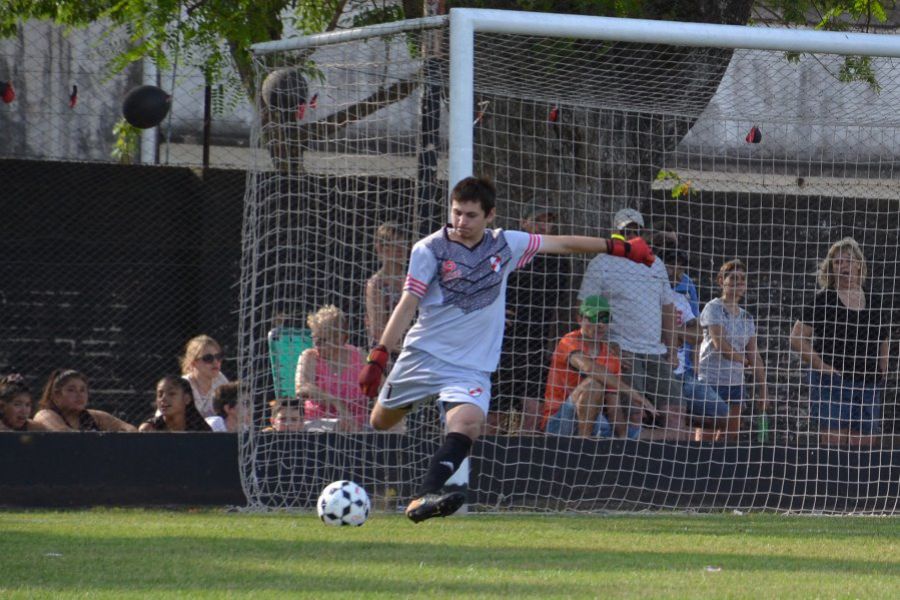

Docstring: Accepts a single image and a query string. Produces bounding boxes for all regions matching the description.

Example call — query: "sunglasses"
[585,313,611,324]
[199,352,225,363]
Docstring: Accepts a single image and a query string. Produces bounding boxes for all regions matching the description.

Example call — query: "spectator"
[262,397,306,432]
[659,249,730,434]
[578,208,690,441]
[180,335,229,418]
[206,381,240,432]
[698,259,769,441]
[140,375,212,432]
[33,369,136,432]
[366,222,409,346]
[789,238,890,448]
[492,207,573,434]
[654,224,701,373]
[0,374,47,432]
[543,296,655,438]
[295,304,369,432]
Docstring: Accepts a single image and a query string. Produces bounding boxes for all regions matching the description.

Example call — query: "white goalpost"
[242,8,900,514]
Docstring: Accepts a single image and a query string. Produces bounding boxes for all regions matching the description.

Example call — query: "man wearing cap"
[577,208,690,441]
[492,207,573,434]
[542,295,655,437]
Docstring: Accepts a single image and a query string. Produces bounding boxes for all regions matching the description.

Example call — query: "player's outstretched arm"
[359,291,421,398]
[539,235,654,266]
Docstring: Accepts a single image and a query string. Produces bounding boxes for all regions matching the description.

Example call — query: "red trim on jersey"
[516,233,542,269]
[404,274,428,298]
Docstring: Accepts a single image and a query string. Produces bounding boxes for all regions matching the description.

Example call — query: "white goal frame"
[247,9,900,514]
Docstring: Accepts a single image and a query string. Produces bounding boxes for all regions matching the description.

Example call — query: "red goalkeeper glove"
[607,236,655,267]
[358,344,389,398]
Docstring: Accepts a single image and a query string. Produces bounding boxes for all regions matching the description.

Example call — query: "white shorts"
[377,346,492,416]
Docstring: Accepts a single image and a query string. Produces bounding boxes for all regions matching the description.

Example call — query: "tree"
[2,1,891,102]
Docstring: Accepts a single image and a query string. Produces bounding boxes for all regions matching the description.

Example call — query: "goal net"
[240,10,900,514]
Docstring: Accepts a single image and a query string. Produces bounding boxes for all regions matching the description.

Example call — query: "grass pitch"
[1,508,898,598]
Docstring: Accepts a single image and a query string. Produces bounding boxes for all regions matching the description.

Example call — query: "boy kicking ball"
[358,176,654,523]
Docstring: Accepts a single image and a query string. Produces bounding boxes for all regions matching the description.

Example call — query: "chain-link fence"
[1,20,249,425]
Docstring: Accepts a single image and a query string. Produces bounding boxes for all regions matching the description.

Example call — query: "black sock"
[416,432,473,497]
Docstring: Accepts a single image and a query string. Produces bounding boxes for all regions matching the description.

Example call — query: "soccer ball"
[317,480,370,527]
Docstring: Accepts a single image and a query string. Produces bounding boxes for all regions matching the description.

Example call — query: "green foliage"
[656,169,693,199]
[111,117,140,163]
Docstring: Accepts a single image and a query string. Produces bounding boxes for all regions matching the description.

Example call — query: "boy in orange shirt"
[543,295,655,438]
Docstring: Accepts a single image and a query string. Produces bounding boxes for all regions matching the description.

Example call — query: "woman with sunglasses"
[180,335,229,418]
[33,369,136,432]
[0,374,48,431]
[139,375,212,432]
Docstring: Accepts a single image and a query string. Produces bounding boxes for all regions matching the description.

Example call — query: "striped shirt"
[402,227,541,372]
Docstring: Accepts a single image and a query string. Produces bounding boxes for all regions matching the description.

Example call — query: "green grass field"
[1,509,898,598]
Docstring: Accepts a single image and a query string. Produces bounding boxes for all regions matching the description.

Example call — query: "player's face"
[273,407,304,432]
[156,381,188,417]
[55,377,88,412]
[451,200,494,243]
[2,393,32,429]
[720,268,747,301]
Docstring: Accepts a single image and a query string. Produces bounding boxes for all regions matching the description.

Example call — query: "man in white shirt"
[357,177,655,523]
[577,208,690,441]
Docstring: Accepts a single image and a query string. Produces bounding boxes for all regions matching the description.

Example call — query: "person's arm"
[25,419,49,432]
[567,352,656,416]
[879,337,890,377]
[746,335,768,413]
[662,302,677,366]
[379,291,420,352]
[538,235,653,265]
[89,410,137,432]
[706,324,748,366]
[138,421,156,432]
[364,276,384,345]
[32,409,72,431]
[789,320,837,374]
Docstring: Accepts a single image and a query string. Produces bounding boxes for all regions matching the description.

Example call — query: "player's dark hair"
[451,176,496,215]
[213,381,239,418]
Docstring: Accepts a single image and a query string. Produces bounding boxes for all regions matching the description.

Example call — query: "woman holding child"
[790,238,890,447]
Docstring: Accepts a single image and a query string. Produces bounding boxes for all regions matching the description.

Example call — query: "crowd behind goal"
[0,199,890,451]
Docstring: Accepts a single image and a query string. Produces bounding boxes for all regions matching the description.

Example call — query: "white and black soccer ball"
[317,480,370,527]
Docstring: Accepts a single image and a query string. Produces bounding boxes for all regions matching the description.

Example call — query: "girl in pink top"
[295,305,369,431]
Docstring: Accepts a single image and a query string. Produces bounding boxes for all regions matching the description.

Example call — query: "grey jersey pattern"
[426,229,512,314]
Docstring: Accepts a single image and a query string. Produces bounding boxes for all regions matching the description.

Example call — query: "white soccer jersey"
[402,227,541,372]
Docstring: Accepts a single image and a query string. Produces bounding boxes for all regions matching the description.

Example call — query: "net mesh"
[240,17,900,513]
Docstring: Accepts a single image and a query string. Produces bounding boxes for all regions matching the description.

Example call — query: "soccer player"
[358,176,654,523]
